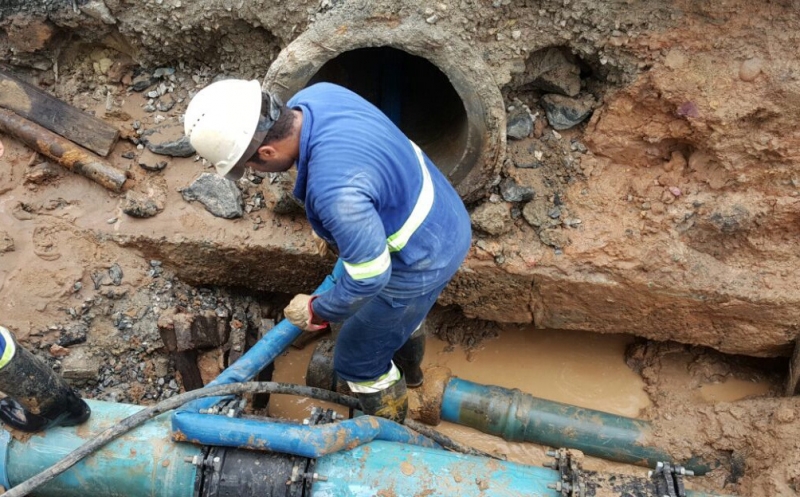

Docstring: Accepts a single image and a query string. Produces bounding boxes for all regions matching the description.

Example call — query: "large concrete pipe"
[264,15,506,202]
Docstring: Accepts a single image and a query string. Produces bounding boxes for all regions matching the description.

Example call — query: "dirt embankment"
[1,2,800,496]
[2,1,799,356]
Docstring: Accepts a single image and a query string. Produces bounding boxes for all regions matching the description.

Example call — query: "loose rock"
[506,105,535,140]
[146,135,195,157]
[541,94,595,130]
[60,346,100,384]
[471,202,511,236]
[182,173,244,219]
[123,191,164,218]
[499,177,534,203]
[539,228,570,249]
[739,58,763,82]
[24,162,61,185]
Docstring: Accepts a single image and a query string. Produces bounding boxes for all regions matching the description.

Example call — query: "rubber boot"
[0,330,91,432]
[355,374,408,423]
[392,323,426,388]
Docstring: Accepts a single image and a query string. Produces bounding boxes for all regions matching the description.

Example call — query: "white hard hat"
[184,79,263,180]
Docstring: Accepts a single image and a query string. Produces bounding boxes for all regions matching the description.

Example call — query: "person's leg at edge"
[0,326,91,432]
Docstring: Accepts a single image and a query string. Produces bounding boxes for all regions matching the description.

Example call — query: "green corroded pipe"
[440,377,716,475]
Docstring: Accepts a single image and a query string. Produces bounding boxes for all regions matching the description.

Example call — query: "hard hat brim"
[212,80,263,179]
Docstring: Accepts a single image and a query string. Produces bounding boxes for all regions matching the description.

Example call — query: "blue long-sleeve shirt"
[289,83,472,323]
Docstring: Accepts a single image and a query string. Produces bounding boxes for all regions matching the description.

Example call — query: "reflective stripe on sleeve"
[0,327,16,370]
[342,245,391,281]
[386,141,434,253]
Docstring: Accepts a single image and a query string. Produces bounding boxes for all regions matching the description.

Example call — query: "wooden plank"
[785,337,800,396]
[0,68,119,156]
[173,350,205,392]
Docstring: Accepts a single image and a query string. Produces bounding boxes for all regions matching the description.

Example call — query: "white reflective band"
[343,245,391,281]
[0,327,16,370]
[386,141,434,253]
[343,141,433,281]
[348,362,401,394]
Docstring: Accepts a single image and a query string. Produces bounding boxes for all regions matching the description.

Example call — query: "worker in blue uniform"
[185,80,472,422]
[0,325,91,432]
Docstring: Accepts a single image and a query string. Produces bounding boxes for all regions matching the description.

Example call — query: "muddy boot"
[334,377,352,396]
[392,323,426,388]
[354,374,408,423]
[0,327,91,433]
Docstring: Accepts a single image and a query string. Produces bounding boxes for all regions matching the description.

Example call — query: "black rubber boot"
[392,324,426,388]
[355,374,408,423]
[0,332,91,432]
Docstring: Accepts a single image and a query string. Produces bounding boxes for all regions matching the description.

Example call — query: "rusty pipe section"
[0,109,127,192]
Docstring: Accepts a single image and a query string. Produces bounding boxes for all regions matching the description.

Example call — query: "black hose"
[403,418,507,461]
[3,381,359,497]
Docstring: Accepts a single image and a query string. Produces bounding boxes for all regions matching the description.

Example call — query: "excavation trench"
[269,324,780,485]
[2,2,800,496]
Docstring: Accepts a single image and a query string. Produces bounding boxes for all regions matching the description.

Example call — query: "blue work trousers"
[332,261,462,384]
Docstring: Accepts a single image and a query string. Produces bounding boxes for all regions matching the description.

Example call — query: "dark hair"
[261,102,295,144]
[254,91,295,145]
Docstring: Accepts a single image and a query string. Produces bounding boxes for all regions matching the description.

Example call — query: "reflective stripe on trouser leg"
[348,362,401,394]
[333,281,450,385]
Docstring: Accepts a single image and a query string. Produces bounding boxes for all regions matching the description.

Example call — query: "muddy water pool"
[269,325,771,472]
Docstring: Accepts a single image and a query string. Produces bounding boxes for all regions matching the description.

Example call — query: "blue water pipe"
[0,401,732,497]
[440,377,716,475]
[313,440,727,497]
[312,439,559,497]
[173,411,438,457]
[1,400,198,497]
[0,400,557,497]
[441,377,667,463]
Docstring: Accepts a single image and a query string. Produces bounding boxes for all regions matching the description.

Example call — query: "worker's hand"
[311,230,333,258]
[284,294,328,331]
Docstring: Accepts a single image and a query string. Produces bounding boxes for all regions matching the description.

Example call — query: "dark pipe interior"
[307,47,469,182]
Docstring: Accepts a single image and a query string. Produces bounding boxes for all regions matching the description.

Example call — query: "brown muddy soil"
[1,2,800,496]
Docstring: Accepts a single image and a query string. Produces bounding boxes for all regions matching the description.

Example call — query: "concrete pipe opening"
[265,19,506,202]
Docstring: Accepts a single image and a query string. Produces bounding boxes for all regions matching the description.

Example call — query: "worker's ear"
[254,144,277,160]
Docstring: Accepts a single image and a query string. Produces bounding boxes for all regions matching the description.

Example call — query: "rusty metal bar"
[0,108,127,192]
